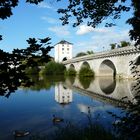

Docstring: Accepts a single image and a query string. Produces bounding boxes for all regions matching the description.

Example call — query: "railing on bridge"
[62,46,140,64]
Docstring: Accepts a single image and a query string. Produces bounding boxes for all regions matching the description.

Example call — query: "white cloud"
[76,25,94,35]
[91,28,130,49]
[73,42,98,56]
[76,25,109,35]
[74,27,130,55]
[41,16,58,24]
[77,103,112,115]
[48,26,70,37]
[38,2,52,9]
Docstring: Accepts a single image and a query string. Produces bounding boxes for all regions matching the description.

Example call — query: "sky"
[0,0,133,57]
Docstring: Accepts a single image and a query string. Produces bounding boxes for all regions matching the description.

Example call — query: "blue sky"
[0,0,133,57]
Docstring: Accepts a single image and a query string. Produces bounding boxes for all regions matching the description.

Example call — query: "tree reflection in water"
[26,75,65,91]
[65,76,76,86]
[79,76,94,89]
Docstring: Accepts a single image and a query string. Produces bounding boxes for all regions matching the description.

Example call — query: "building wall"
[55,43,73,62]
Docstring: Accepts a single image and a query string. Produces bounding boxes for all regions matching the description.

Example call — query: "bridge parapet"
[62,46,140,64]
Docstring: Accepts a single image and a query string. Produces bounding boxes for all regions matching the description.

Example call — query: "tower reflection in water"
[55,83,73,105]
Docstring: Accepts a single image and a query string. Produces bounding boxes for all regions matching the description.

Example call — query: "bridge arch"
[62,57,67,61]
[69,64,75,70]
[99,59,116,77]
[81,61,90,68]
[134,55,140,65]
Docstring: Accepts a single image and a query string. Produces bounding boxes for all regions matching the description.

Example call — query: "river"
[0,76,139,140]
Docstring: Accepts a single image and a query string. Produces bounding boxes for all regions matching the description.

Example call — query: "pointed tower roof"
[55,40,73,46]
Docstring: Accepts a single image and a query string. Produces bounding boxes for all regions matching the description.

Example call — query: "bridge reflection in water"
[61,77,138,105]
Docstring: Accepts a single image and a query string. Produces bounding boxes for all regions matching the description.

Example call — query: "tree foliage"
[75,52,87,57]
[79,66,94,77]
[65,67,76,76]
[126,1,140,46]
[110,43,116,50]
[13,37,53,67]
[110,41,131,49]
[87,50,94,54]
[76,50,94,57]
[58,0,140,46]
[0,0,43,20]
[0,0,54,97]
[120,41,130,47]
[0,37,53,97]
[58,0,130,27]
[42,61,66,75]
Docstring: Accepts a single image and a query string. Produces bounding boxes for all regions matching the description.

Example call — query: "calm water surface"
[0,76,138,140]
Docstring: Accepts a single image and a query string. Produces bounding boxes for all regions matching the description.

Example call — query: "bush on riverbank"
[79,67,94,77]
[65,68,76,76]
[25,67,40,75]
[42,61,66,75]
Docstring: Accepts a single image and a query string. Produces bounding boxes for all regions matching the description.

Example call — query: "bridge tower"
[54,40,73,62]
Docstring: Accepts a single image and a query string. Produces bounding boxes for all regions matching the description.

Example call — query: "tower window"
[67,48,69,51]
[62,48,64,51]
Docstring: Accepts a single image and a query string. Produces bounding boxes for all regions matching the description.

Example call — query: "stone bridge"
[62,46,140,78]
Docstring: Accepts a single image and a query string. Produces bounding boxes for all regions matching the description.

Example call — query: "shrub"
[25,67,39,75]
[42,61,66,75]
[65,68,76,76]
[79,67,94,77]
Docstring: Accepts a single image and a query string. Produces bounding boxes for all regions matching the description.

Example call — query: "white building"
[54,40,73,62]
[55,83,73,105]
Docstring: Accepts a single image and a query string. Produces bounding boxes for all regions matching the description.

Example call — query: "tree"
[58,0,140,46]
[0,0,54,97]
[110,41,131,49]
[0,37,53,97]
[75,50,94,57]
[110,43,116,50]
[75,52,87,57]
[0,0,43,20]
[120,41,131,47]
[13,37,53,67]
[87,50,94,54]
